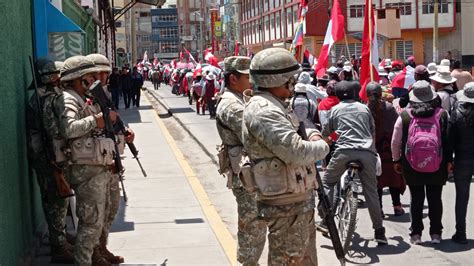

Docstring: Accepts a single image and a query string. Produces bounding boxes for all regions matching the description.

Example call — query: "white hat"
[294,83,307,93]
[456,82,474,103]
[427,62,437,75]
[409,80,438,103]
[206,73,216,80]
[378,66,388,76]
[384,59,392,68]
[327,66,338,74]
[438,59,451,72]
[430,69,457,84]
[343,65,352,72]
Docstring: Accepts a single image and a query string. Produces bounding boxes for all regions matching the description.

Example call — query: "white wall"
[461,1,474,55]
[418,3,454,28]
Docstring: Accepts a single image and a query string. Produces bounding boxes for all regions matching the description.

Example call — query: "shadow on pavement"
[425,239,474,253]
[169,107,195,114]
[343,234,410,264]
[110,196,135,233]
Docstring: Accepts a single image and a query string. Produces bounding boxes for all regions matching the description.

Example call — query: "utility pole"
[433,0,439,63]
[131,4,137,65]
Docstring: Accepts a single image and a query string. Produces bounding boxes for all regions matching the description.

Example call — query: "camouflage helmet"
[250,48,301,88]
[36,57,61,84]
[86,53,112,73]
[60,55,96,82]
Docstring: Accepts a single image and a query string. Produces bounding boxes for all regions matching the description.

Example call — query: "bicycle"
[334,161,363,254]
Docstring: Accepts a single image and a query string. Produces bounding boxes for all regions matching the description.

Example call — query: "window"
[349,5,364,18]
[270,14,275,40]
[286,7,293,36]
[159,40,179,53]
[395,40,413,60]
[115,21,123,28]
[275,11,281,40]
[335,43,362,59]
[386,2,412,16]
[422,0,449,14]
[378,10,386,19]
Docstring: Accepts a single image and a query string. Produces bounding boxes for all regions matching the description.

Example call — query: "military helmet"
[249,48,301,88]
[86,53,112,73]
[36,57,62,85]
[60,55,96,82]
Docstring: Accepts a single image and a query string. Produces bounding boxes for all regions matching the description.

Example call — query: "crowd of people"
[164,48,474,265]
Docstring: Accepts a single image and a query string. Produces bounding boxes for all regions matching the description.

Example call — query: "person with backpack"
[291,83,318,129]
[391,80,451,245]
[447,82,474,244]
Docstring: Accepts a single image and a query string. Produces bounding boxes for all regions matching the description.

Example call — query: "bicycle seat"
[346,161,363,171]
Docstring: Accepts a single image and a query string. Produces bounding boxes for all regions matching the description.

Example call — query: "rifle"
[297,122,346,265]
[89,80,128,202]
[28,56,74,198]
[101,86,147,177]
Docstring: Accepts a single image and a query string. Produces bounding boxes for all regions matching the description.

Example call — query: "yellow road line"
[145,96,237,265]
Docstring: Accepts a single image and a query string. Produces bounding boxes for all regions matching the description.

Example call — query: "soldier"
[59,55,118,265]
[86,53,130,264]
[242,48,330,265]
[216,56,267,265]
[26,57,73,263]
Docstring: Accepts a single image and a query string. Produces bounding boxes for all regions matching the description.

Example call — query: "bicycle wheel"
[337,185,358,254]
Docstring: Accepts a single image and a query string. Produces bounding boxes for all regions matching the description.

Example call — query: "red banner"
[210,9,219,53]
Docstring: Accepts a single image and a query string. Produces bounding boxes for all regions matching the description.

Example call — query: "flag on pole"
[359,0,379,102]
[289,0,309,57]
[391,65,416,89]
[314,0,345,77]
[204,48,220,68]
[303,49,315,66]
[234,42,240,56]
[183,47,197,65]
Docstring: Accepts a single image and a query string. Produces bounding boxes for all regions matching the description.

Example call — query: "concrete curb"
[145,88,219,166]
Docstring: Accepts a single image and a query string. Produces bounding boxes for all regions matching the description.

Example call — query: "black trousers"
[408,184,443,236]
[378,187,402,208]
[123,90,133,108]
[132,88,141,107]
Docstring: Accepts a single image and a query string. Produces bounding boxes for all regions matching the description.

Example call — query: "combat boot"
[92,247,111,266]
[50,245,74,264]
[100,236,125,264]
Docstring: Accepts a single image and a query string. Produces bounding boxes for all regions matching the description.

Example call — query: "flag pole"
[368,0,374,81]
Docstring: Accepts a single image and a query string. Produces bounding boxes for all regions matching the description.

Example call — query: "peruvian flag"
[303,49,315,66]
[204,48,220,68]
[153,57,159,67]
[359,0,379,102]
[183,47,197,65]
[170,59,177,69]
[314,0,345,77]
[391,65,416,89]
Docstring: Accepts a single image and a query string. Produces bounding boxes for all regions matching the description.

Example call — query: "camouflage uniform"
[243,48,330,265]
[216,56,266,265]
[86,53,124,264]
[26,58,71,262]
[59,56,110,265]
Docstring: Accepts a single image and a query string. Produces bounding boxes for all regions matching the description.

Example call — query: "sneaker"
[431,234,442,244]
[451,232,468,244]
[315,221,329,234]
[374,227,388,246]
[410,234,422,245]
[393,205,405,216]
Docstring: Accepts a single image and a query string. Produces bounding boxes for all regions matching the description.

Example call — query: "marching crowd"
[149,48,474,264]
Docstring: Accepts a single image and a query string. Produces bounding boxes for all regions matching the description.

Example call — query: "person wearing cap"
[191,69,205,114]
[243,48,329,265]
[321,81,388,245]
[389,60,403,81]
[131,66,144,107]
[59,55,119,265]
[216,56,266,265]
[201,73,220,118]
[447,82,474,244]
[398,65,432,109]
[450,60,473,92]
[378,65,390,86]
[327,66,340,82]
[26,58,74,263]
[391,80,451,245]
[291,83,318,130]
[338,64,354,81]
[86,53,130,264]
[297,71,328,104]
[366,82,406,217]
[430,68,457,113]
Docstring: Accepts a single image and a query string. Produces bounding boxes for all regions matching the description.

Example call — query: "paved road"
[146,81,474,265]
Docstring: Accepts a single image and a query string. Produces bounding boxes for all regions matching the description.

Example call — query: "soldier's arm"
[60,98,98,139]
[220,102,244,143]
[248,108,329,166]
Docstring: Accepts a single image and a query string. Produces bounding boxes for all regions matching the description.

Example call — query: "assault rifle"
[89,80,128,202]
[297,122,346,265]
[28,56,74,198]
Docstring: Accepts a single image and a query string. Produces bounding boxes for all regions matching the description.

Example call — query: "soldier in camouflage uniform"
[86,53,131,264]
[59,55,118,266]
[242,48,330,265]
[216,56,267,265]
[26,57,73,263]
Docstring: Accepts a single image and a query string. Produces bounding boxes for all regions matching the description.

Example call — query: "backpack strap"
[400,109,411,151]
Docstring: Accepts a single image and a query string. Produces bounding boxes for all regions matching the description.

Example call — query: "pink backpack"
[404,108,444,173]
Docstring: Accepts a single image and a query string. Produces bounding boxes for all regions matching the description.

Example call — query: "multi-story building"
[177,0,204,59]
[240,0,311,55]
[151,8,180,61]
[221,0,241,56]
[113,0,128,67]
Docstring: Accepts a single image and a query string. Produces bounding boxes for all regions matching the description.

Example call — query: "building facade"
[221,0,241,56]
[177,0,203,58]
[151,8,180,60]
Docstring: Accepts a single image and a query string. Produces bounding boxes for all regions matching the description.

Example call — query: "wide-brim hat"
[206,73,216,80]
[409,80,438,103]
[427,62,437,75]
[327,66,338,74]
[456,82,474,103]
[430,70,457,84]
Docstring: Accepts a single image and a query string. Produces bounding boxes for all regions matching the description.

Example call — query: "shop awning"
[46,2,83,33]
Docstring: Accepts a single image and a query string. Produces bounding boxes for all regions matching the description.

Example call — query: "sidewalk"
[35,89,231,265]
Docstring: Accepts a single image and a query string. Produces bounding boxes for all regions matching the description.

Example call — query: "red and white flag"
[153,57,159,67]
[359,0,379,102]
[204,48,219,68]
[234,42,240,56]
[391,66,416,89]
[304,49,315,66]
[314,0,345,77]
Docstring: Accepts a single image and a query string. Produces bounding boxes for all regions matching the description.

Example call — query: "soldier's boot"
[92,247,112,266]
[50,245,74,264]
[100,237,125,264]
